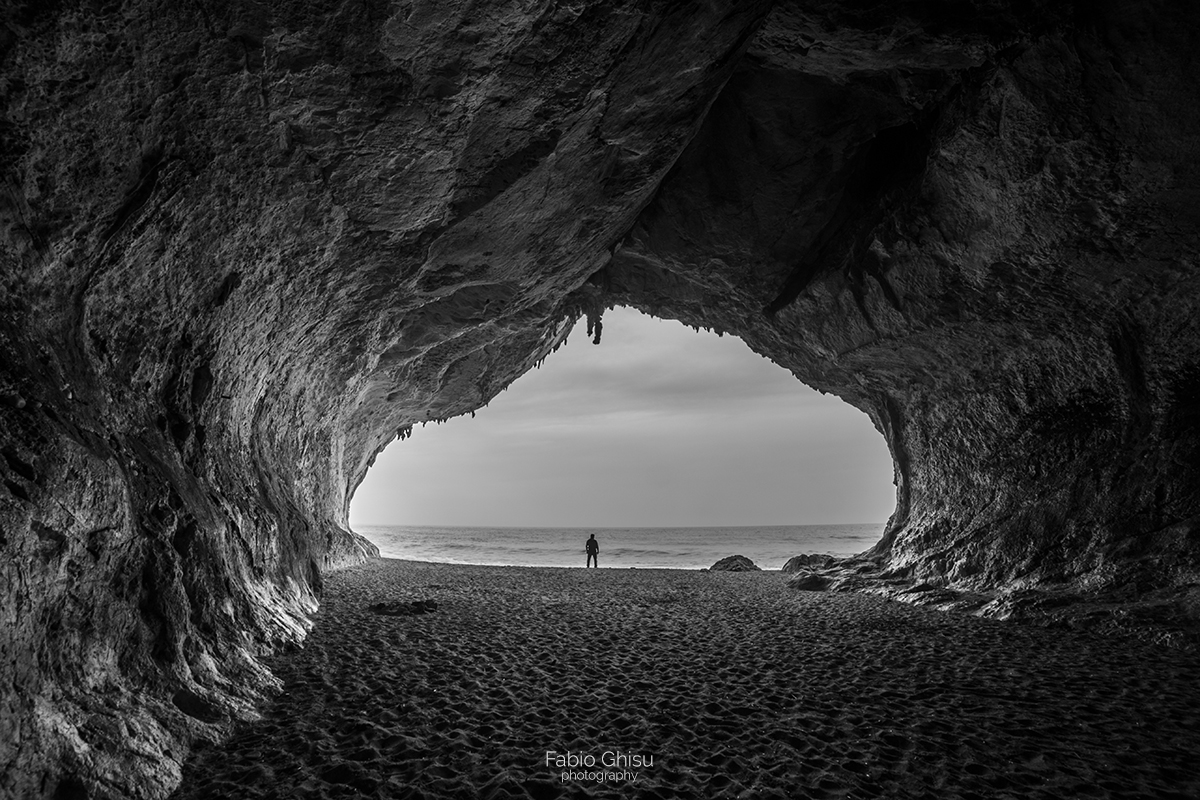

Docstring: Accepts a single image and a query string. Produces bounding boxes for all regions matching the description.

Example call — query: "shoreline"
[349,557,790,572]
[353,523,883,573]
[171,558,1200,799]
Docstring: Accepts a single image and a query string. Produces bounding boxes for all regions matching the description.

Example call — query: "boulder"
[782,554,836,573]
[789,571,834,591]
[709,555,761,572]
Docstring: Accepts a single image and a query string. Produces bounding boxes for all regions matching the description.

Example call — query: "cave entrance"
[348,307,895,569]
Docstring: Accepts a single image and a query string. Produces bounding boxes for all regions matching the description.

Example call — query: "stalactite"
[583,291,606,346]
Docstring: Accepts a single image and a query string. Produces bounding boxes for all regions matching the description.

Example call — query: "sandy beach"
[170,560,1200,799]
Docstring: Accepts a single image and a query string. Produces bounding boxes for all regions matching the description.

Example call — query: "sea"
[353,523,886,571]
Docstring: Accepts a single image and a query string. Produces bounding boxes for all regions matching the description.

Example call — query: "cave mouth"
[348,306,896,569]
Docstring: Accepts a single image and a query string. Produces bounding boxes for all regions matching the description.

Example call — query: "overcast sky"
[350,307,896,529]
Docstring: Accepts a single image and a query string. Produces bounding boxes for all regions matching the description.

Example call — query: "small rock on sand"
[709,555,761,572]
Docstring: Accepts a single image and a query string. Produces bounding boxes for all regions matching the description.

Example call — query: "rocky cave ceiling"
[2,1,1199,797]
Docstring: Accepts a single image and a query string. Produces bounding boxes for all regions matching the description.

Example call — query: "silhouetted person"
[585,534,599,568]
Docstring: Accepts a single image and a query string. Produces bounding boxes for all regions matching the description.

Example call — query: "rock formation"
[782,554,835,573]
[2,1,1198,797]
[709,555,761,572]
[788,571,834,592]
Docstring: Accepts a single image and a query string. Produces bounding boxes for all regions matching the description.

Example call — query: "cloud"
[351,307,896,528]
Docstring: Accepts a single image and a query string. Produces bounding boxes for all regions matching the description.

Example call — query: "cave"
[2,1,1199,797]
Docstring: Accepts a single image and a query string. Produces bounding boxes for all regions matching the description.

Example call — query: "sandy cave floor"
[169,560,1200,799]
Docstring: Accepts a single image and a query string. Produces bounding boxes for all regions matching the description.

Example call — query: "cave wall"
[602,0,1200,591]
[2,0,1199,798]
[0,1,771,796]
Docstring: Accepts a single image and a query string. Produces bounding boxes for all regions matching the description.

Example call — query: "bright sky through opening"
[350,307,896,529]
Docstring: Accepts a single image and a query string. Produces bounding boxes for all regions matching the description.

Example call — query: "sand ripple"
[171,560,1200,799]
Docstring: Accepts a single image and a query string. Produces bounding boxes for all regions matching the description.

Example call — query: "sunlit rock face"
[1,1,1197,797]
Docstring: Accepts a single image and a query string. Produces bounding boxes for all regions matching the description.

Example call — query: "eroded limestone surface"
[2,1,1198,797]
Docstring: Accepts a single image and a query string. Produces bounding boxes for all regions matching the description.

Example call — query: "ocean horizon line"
[351,522,886,570]
[352,521,888,531]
